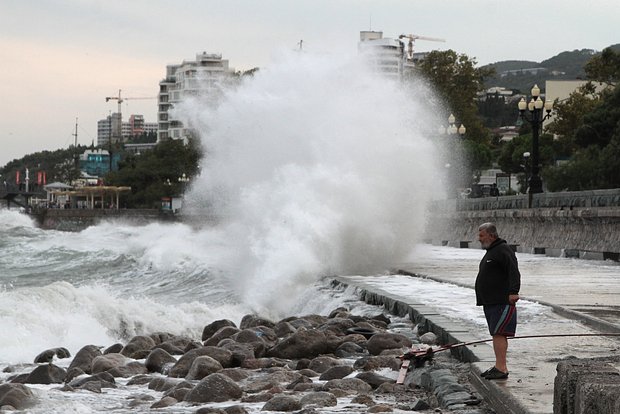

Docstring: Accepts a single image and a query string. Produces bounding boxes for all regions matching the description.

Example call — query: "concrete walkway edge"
[330,276,533,414]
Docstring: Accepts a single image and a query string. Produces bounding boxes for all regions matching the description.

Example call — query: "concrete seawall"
[31,209,177,231]
[428,200,620,260]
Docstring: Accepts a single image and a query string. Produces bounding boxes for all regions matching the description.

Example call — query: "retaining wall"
[427,205,620,259]
[31,209,175,231]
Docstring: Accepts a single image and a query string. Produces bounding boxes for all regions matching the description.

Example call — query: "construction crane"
[398,34,445,59]
[105,89,156,118]
[104,89,156,145]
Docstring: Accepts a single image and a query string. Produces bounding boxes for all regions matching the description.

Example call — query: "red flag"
[16,171,20,184]
[43,171,47,185]
[37,171,42,185]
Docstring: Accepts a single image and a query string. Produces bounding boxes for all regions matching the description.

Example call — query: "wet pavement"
[336,244,620,414]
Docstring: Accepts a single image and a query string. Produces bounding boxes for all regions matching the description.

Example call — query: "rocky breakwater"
[1,310,490,413]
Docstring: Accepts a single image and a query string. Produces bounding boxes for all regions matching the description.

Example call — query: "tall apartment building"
[157,51,235,142]
[358,31,404,79]
[97,113,157,147]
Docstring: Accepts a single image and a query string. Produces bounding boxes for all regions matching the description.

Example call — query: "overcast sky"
[1,0,618,168]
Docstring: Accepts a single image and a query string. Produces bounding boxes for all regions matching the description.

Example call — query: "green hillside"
[482,44,620,92]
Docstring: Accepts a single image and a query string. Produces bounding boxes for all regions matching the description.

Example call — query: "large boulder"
[308,356,341,374]
[322,378,373,393]
[366,332,412,356]
[204,326,241,347]
[239,314,275,329]
[91,353,129,374]
[202,319,237,341]
[261,395,301,411]
[33,347,71,363]
[184,373,243,403]
[21,363,66,384]
[67,345,103,374]
[169,347,232,378]
[300,391,338,407]
[185,356,223,380]
[267,329,329,360]
[121,335,157,359]
[0,384,37,410]
[145,348,177,374]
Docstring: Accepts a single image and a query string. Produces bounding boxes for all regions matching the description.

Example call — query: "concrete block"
[553,359,619,414]
[546,248,563,257]
[574,373,620,414]
[603,251,620,262]
[564,249,580,258]
[580,251,605,261]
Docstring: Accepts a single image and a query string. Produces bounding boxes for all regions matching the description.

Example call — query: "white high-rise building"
[158,52,235,142]
[358,31,404,79]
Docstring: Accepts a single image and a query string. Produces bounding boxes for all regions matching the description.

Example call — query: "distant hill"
[482,44,620,93]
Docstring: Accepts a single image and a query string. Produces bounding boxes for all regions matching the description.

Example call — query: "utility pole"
[73,117,79,172]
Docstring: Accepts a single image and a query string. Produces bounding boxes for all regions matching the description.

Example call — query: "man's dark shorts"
[483,304,517,336]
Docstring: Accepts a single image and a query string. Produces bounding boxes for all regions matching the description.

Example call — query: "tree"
[545,84,601,152]
[415,50,494,145]
[105,139,201,208]
[584,47,620,87]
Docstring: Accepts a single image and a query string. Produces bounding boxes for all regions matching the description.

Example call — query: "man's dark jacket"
[475,238,521,305]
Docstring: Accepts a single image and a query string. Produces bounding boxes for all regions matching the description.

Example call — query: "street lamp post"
[439,114,466,198]
[517,85,553,200]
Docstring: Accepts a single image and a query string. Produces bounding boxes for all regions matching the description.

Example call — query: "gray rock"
[202,319,237,341]
[144,348,177,374]
[184,373,243,403]
[0,383,37,410]
[240,314,275,329]
[106,361,148,377]
[19,364,66,384]
[308,356,341,374]
[274,321,297,337]
[267,329,329,360]
[261,395,301,411]
[322,378,373,393]
[204,326,241,346]
[69,372,116,389]
[319,365,354,380]
[67,345,102,374]
[148,377,185,392]
[120,335,157,359]
[353,355,401,371]
[419,332,438,345]
[185,355,223,380]
[366,332,412,356]
[150,396,177,408]
[91,353,128,374]
[355,371,395,389]
[299,391,337,407]
[34,347,71,363]
[335,341,366,358]
[103,343,123,354]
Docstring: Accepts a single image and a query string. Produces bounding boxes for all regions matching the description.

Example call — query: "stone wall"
[32,209,174,231]
[427,190,620,259]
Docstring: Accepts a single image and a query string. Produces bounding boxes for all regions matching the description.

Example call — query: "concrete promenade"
[332,244,620,414]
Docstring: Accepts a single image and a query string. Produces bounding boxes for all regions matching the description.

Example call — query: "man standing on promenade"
[475,222,521,380]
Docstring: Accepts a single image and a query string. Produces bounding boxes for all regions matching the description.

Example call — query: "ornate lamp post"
[439,115,466,198]
[518,85,553,197]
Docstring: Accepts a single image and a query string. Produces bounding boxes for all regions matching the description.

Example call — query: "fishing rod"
[399,333,620,367]
[395,332,620,384]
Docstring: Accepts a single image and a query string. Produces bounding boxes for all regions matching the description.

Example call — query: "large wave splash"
[179,51,445,317]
